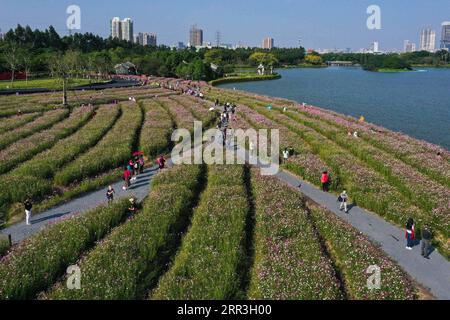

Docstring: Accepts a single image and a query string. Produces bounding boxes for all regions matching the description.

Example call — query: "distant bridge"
[326,61,355,67]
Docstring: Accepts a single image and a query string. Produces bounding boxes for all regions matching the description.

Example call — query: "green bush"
[152,165,249,300]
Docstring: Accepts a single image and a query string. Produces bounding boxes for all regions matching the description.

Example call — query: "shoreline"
[208,73,281,86]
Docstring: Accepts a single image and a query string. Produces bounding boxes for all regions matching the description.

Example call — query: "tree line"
[0,24,307,82]
[322,50,450,71]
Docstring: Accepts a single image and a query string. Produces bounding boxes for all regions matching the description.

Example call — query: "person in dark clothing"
[24,198,33,226]
[128,198,138,216]
[106,186,115,204]
[405,218,415,250]
[421,226,433,259]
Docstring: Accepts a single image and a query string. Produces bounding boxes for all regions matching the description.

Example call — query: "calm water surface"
[218,67,450,150]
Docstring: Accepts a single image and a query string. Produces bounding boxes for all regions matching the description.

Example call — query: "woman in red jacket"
[123,167,131,190]
[321,171,330,192]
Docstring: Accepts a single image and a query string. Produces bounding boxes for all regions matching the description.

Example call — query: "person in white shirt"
[282,148,290,164]
[339,191,349,213]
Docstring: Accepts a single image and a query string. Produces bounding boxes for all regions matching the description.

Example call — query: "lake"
[218,67,450,150]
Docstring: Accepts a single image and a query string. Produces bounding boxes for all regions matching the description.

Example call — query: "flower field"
[0,199,130,300]
[151,165,249,300]
[139,100,174,158]
[46,164,204,300]
[0,80,446,300]
[53,103,143,186]
[205,87,450,257]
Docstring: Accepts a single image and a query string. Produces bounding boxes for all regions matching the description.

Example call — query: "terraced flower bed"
[0,106,94,175]
[140,100,174,158]
[0,199,130,300]
[53,103,143,186]
[207,90,449,257]
[0,109,68,150]
[47,164,204,300]
[0,112,41,134]
[308,203,416,300]
[152,165,249,300]
[0,105,120,223]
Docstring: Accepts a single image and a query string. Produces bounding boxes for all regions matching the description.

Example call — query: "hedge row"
[0,199,130,300]
[152,165,249,299]
[249,169,343,299]
[47,164,204,299]
[139,99,174,159]
[0,108,68,150]
[53,103,143,186]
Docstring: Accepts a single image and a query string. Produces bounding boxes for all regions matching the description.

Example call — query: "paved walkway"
[1,165,162,244]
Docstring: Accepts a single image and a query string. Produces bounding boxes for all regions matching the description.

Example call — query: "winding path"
[0,165,162,244]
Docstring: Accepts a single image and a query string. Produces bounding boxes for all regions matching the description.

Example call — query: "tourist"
[250,140,256,157]
[405,218,415,250]
[282,148,290,164]
[128,198,138,216]
[24,198,33,226]
[123,167,131,190]
[133,160,140,176]
[128,160,135,175]
[139,156,145,174]
[421,226,432,259]
[215,99,219,107]
[338,190,349,213]
[157,155,166,171]
[321,171,330,192]
[106,186,115,204]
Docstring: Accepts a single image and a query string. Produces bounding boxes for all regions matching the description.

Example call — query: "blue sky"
[0,0,448,50]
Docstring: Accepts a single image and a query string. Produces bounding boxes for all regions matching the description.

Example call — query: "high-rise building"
[189,25,203,47]
[404,40,416,53]
[135,32,157,46]
[419,28,436,52]
[147,33,157,46]
[110,17,122,40]
[262,37,274,49]
[110,17,133,42]
[440,22,450,50]
[121,18,133,42]
[370,41,380,53]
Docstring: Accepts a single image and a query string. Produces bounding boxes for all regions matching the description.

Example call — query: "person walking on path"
[282,148,290,164]
[128,198,138,217]
[405,218,415,250]
[24,198,33,226]
[338,190,349,213]
[421,226,433,259]
[250,140,256,157]
[106,186,115,204]
[321,171,330,192]
[138,156,145,174]
[123,167,132,191]
[157,155,166,172]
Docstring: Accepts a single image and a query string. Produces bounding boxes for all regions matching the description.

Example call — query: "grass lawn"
[0,78,107,90]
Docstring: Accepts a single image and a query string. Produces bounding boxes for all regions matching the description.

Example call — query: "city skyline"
[0,0,449,50]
